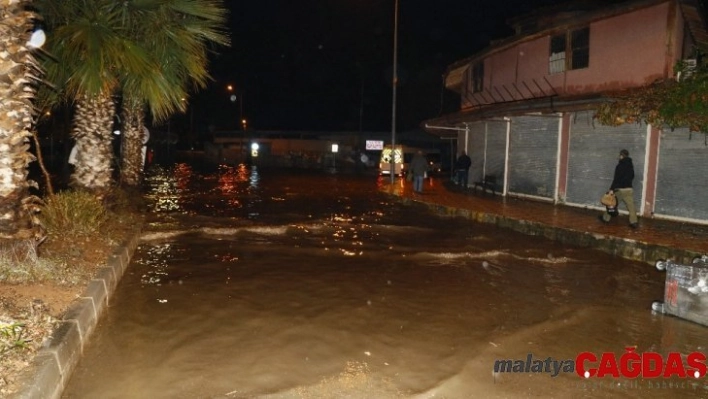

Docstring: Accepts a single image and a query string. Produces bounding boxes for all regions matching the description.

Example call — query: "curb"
[396,196,702,266]
[12,228,142,399]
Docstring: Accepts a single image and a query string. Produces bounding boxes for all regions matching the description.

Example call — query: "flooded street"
[63,165,707,398]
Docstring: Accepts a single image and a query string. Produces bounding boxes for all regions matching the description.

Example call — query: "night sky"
[188,0,561,133]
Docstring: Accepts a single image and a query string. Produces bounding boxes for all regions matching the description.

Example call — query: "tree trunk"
[69,93,116,199]
[120,99,146,187]
[0,0,44,246]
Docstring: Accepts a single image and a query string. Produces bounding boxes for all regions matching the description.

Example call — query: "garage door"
[485,120,508,191]
[508,115,560,199]
[655,128,708,220]
[566,111,646,207]
[467,122,485,185]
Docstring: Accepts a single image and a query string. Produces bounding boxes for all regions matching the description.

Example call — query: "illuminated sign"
[365,140,384,150]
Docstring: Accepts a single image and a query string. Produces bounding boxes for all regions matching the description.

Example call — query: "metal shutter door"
[467,122,485,183]
[655,128,708,220]
[566,111,646,207]
[485,121,508,187]
[508,115,559,199]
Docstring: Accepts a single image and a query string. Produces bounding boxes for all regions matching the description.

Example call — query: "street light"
[332,144,339,169]
[390,0,399,184]
[227,85,244,130]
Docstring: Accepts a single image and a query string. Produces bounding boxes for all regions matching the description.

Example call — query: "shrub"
[38,190,109,236]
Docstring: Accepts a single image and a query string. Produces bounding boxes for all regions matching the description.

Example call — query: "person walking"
[455,151,472,189]
[599,149,638,228]
[409,150,429,194]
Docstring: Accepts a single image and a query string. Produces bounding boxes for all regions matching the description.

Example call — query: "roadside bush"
[38,190,109,236]
[0,188,141,286]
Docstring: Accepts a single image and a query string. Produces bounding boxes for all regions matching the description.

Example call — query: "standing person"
[599,149,638,228]
[409,150,429,194]
[455,151,472,189]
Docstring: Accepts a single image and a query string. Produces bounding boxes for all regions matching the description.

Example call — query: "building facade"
[425,0,708,224]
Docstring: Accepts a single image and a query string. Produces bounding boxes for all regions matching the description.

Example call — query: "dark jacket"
[409,153,429,177]
[610,157,634,190]
[456,154,472,171]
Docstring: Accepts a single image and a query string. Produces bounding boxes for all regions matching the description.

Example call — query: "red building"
[425,0,708,224]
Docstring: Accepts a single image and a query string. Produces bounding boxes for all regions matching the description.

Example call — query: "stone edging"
[398,197,703,266]
[12,228,142,399]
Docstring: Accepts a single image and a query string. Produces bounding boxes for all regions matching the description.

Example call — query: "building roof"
[444,0,708,92]
[428,0,708,135]
[423,94,609,136]
[680,0,708,50]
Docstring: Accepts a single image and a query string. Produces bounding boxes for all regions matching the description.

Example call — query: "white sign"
[366,140,384,150]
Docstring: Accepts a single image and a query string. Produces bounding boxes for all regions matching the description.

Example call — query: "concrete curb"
[12,228,142,399]
[397,196,703,266]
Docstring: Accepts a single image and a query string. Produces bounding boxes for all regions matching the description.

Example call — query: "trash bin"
[653,256,708,326]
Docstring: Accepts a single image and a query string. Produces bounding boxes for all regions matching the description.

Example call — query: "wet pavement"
[60,166,707,399]
[381,175,708,265]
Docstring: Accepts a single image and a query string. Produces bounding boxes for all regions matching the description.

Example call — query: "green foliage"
[0,187,141,285]
[38,190,109,236]
[0,322,30,356]
[36,0,231,122]
[595,57,708,132]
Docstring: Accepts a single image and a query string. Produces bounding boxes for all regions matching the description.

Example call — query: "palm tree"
[37,2,157,198]
[38,0,230,189]
[0,0,45,253]
[117,0,229,186]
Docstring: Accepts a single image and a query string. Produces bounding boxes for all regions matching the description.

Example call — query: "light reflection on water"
[63,167,708,399]
[145,163,262,215]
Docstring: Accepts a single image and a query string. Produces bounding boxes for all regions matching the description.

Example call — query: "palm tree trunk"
[120,99,146,186]
[69,93,116,199]
[0,0,44,248]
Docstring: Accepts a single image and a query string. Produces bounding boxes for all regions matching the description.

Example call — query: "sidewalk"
[382,176,708,266]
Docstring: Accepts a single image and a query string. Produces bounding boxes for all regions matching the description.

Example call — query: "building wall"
[514,39,554,97]
[455,111,708,224]
[465,2,680,107]
[443,1,708,224]
[564,2,671,94]
[486,47,521,101]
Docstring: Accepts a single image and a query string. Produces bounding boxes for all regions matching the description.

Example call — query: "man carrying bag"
[598,149,638,229]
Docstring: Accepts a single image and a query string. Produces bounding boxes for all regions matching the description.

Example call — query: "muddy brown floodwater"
[62,165,707,399]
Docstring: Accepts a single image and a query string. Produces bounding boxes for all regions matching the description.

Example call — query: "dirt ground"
[0,284,80,317]
[0,222,136,396]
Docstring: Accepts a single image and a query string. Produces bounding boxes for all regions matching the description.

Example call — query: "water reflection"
[216,163,255,195]
[144,163,262,218]
[137,243,173,286]
[64,168,708,399]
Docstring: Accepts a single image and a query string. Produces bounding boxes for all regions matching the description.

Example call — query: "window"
[471,61,484,93]
[549,35,566,74]
[549,27,589,74]
[571,27,590,69]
